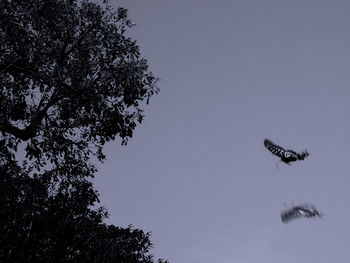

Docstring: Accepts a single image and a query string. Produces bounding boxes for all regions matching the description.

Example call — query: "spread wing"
[264,138,287,159]
[281,207,304,223]
[281,204,322,224]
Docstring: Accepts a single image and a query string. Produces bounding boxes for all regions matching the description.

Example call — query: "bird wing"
[281,207,303,223]
[264,138,287,159]
[295,204,321,218]
[281,204,322,223]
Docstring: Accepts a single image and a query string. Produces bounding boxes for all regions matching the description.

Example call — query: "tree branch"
[1,91,61,141]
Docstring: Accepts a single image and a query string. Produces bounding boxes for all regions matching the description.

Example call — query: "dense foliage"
[0,0,165,262]
[0,0,158,181]
[0,165,166,263]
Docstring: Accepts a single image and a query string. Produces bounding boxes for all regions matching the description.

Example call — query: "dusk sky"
[94,0,350,262]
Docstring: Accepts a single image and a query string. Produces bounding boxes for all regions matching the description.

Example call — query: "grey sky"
[94,0,350,262]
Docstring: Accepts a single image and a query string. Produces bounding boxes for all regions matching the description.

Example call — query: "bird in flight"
[281,203,322,223]
[264,138,309,165]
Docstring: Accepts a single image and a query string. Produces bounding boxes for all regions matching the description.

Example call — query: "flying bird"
[281,203,322,223]
[264,138,309,165]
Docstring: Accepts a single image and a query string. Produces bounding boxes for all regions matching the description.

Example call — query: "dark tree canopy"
[0,164,168,263]
[0,0,166,262]
[0,0,158,181]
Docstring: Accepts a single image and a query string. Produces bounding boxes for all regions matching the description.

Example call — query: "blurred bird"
[281,203,322,223]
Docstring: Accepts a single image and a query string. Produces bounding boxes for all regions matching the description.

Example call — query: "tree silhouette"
[0,164,168,262]
[0,0,167,262]
[1,0,158,182]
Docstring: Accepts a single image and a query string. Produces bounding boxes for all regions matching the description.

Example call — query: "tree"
[1,0,158,182]
[0,164,168,262]
[0,0,166,262]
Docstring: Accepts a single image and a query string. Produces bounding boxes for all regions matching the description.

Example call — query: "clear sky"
[94,0,350,262]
